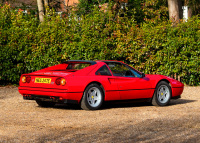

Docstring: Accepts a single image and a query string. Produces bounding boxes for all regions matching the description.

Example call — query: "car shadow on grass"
[102,101,152,110]
[169,98,197,106]
[50,101,151,111]
[52,99,153,111]
[102,98,197,109]
[48,98,196,111]
[54,104,82,110]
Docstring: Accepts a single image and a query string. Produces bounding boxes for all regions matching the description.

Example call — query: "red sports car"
[18,60,184,110]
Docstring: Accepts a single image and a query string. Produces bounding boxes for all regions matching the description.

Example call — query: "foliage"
[76,0,109,15]
[76,0,168,24]
[0,4,199,85]
[188,0,200,15]
[126,0,168,24]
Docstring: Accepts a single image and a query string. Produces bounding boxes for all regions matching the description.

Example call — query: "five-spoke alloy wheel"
[81,83,104,110]
[152,81,172,106]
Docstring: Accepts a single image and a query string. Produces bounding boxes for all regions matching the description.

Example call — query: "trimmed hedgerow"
[0,4,199,85]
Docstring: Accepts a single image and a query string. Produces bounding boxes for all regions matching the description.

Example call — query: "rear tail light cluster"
[55,78,66,86]
[21,76,31,83]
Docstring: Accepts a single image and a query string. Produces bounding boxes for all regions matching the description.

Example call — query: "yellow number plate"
[35,78,51,84]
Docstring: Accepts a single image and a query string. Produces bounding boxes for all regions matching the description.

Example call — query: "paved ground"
[0,86,200,143]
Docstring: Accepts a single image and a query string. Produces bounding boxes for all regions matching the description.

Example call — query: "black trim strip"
[63,99,78,104]
[19,89,83,94]
[23,95,79,104]
[23,75,64,78]
[105,98,152,103]
[172,87,183,88]
[20,86,67,90]
[106,88,155,92]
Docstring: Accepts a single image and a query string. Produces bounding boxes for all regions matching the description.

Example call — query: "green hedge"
[0,4,199,85]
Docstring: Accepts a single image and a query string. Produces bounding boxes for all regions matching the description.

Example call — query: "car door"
[105,62,154,100]
[95,65,120,101]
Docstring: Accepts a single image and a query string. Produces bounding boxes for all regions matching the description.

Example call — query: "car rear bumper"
[18,86,83,103]
[23,95,78,104]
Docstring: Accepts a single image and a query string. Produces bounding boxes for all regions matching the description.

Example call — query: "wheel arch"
[80,81,105,102]
[156,79,171,88]
[151,79,171,98]
[151,79,172,106]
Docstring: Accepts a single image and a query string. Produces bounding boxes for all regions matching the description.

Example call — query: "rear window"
[66,63,91,70]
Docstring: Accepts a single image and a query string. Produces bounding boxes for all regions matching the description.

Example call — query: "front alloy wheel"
[152,81,171,106]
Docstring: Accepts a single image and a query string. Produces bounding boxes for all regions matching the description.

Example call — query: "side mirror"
[141,73,145,78]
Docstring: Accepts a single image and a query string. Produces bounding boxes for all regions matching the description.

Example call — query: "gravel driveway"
[0,86,200,143]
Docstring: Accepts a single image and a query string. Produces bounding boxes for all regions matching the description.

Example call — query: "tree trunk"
[37,0,44,22]
[66,0,69,13]
[44,0,48,7]
[1,0,5,4]
[184,0,192,18]
[178,0,183,19]
[168,0,180,24]
[62,0,66,12]
[188,6,193,18]
[44,0,48,14]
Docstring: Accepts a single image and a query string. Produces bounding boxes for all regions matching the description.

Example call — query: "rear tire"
[81,84,104,110]
[36,100,56,108]
[152,81,171,106]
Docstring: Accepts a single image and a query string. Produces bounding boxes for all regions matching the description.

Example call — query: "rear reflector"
[26,76,31,83]
[55,78,61,85]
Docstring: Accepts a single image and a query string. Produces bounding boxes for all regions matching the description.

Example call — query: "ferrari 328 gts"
[18,60,184,110]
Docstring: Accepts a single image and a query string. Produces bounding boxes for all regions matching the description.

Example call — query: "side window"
[95,65,112,76]
[130,69,142,78]
[106,62,135,77]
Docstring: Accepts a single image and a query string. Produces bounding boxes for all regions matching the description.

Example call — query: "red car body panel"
[18,60,184,103]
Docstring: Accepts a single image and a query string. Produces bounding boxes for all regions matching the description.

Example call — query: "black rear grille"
[23,95,59,102]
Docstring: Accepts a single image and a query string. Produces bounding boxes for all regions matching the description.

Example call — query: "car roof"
[63,60,97,65]
[96,60,124,63]
[63,60,124,64]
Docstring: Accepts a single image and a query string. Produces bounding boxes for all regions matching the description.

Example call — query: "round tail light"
[22,76,26,83]
[55,78,66,86]
[60,78,66,86]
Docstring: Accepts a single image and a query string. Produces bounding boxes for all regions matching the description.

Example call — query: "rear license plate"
[35,78,51,84]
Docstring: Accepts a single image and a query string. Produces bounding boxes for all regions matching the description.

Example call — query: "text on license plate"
[35,78,51,84]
